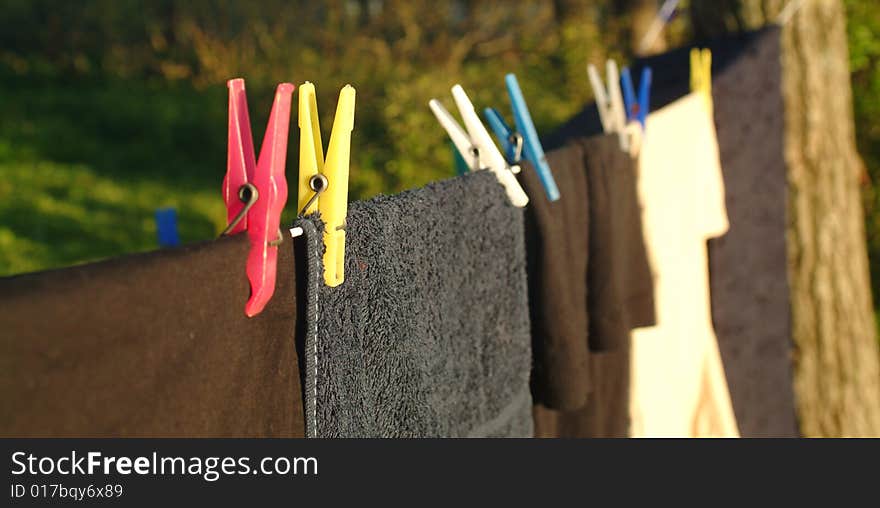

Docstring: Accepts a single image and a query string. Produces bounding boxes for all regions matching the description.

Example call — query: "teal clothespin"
[452,141,470,176]
[483,108,520,163]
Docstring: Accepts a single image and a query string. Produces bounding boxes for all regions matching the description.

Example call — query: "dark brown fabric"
[533,343,631,438]
[521,135,655,436]
[0,235,305,437]
[520,143,591,411]
[609,146,656,331]
[583,140,628,353]
[584,137,656,349]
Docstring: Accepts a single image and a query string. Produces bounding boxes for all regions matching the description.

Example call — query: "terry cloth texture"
[543,27,797,437]
[521,135,655,437]
[301,171,534,438]
[0,235,305,437]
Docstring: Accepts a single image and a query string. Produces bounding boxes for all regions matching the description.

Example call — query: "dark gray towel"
[297,171,533,438]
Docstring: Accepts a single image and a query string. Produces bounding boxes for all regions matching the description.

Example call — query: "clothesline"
[0,28,798,439]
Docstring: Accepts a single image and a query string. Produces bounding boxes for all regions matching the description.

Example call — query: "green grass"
[0,75,233,276]
[0,159,221,274]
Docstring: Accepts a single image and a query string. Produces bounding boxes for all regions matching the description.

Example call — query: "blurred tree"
[688,0,880,437]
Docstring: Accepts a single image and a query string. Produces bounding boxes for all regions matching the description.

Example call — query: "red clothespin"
[222,78,294,317]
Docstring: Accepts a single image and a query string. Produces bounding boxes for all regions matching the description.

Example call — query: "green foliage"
[845,0,880,303]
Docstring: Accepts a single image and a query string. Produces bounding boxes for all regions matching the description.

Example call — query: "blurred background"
[0,0,876,283]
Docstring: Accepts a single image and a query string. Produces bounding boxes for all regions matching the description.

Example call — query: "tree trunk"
[690,0,880,436]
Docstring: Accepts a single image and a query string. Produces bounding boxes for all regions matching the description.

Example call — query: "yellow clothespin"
[690,48,713,115]
[298,82,323,215]
[298,82,356,287]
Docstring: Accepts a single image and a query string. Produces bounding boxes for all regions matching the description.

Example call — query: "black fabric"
[521,136,654,436]
[0,235,305,437]
[304,171,534,438]
[520,143,591,411]
[543,27,798,437]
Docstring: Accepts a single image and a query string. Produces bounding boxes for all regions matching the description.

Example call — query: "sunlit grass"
[0,159,223,275]
[0,77,229,276]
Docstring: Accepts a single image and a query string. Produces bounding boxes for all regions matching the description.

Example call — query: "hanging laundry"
[545,29,796,438]
[521,134,654,438]
[629,92,738,438]
[0,235,305,437]
[630,27,797,438]
[296,171,533,438]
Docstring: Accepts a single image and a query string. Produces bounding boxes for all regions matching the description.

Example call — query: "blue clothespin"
[483,108,520,163]
[620,67,652,128]
[482,74,560,202]
[155,207,180,247]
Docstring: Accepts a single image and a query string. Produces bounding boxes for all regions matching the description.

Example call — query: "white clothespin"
[429,99,480,171]
[587,60,631,153]
[428,85,529,208]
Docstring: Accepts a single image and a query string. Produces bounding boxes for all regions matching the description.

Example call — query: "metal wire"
[299,174,329,216]
[220,183,259,236]
[509,132,524,163]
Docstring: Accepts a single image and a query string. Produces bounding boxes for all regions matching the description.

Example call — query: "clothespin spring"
[220,183,283,246]
[462,141,521,176]
[297,172,348,241]
[469,147,481,173]
[511,133,523,163]
[220,183,258,236]
[300,174,329,216]
[508,133,523,174]
[292,174,330,240]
